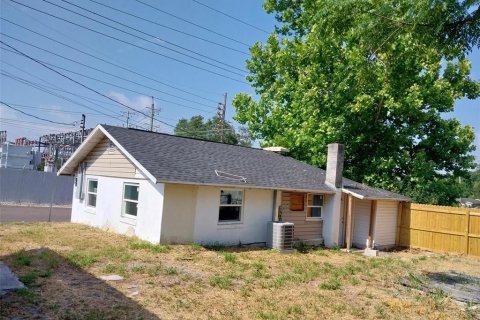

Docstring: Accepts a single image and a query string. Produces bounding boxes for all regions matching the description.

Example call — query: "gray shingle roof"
[343,179,411,201]
[102,125,409,201]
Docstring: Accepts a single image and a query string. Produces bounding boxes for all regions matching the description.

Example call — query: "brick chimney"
[326,143,344,188]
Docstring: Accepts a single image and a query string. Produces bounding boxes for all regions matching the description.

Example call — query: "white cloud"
[107,91,152,111]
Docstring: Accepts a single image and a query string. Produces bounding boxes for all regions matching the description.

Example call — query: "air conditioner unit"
[267,222,294,251]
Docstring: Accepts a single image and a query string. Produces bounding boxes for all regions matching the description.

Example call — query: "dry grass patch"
[0,222,479,319]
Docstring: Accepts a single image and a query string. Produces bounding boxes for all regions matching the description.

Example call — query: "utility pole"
[124,111,130,128]
[80,114,86,143]
[217,92,227,143]
[149,96,155,132]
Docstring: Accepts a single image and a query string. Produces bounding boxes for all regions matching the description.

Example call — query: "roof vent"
[263,146,289,155]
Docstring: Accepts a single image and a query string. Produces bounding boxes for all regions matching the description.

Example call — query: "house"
[457,198,480,208]
[58,125,410,250]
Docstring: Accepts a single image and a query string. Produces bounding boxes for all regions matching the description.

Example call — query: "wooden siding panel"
[374,201,398,248]
[352,198,370,248]
[281,192,324,241]
[85,137,137,178]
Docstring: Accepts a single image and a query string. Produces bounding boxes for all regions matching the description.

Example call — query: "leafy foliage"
[233,0,480,204]
[174,115,252,146]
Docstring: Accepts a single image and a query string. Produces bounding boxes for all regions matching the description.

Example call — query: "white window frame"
[122,183,139,218]
[218,189,244,224]
[86,179,98,209]
[306,193,323,221]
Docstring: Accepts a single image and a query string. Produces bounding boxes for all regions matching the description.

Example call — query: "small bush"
[164,267,178,275]
[223,252,237,263]
[14,250,32,266]
[19,270,51,286]
[319,278,342,290]
[67,252,97,268]
[15,288,37,303]
[210,274,234,289]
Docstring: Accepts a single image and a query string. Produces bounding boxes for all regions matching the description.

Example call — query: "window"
[123,183,139,217]
[218,190,243,222]
[289,193,304,211]
[306,194,323,219]
[87,179,98,207]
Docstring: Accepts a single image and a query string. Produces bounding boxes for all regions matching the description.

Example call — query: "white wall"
[161,184,198,243]
[352,198,371,249]
[322,189,342,247]
[192,186,274,245]
[71,174,164,243]
[374,200,398,249]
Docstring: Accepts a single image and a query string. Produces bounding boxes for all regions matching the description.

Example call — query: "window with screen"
[218,190,243,222]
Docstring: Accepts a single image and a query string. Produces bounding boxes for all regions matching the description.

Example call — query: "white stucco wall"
[161,184,198,243]
[322,189,342,247]
[192,186,274,245]
[71,174,164,243]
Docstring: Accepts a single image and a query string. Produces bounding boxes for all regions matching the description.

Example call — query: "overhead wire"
[0,17,219,104]
[8,0,248,84]
[1,33,217,111]
[4,1,226,97]
[135,0,251,47]
[0,41,198,133]
[1,47,216,115]
[0,101,76,126]
[56,0,247,73]
[191,0,270,34]
[0,70,128,122]
[1,60,138,112]
[85,0,249,55]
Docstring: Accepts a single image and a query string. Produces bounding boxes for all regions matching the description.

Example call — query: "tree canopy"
[233,0,480,205]
[174,115,252,147]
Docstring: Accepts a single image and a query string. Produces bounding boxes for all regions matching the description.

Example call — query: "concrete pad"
[0,261,24,295]
[100,274,124,281]
[363,248,379,257]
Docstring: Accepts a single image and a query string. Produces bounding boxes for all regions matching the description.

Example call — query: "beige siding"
[161,183,197,243]
[352,198,371,249]
[85,137,137,178]
[281,192,323,241]
[374,200,398,248]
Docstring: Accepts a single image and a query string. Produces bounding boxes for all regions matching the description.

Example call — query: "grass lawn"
[0,223,479,319]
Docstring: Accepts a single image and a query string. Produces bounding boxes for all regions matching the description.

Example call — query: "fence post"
[465,209,470,256]
[396,201,403,245]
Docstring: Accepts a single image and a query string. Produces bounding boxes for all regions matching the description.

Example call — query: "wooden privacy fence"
[397,203,480,257]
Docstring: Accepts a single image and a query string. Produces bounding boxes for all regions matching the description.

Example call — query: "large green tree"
[174,115,252,146]
[233,0,480,205]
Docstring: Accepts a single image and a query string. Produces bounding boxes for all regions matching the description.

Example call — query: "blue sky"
[0,0,479,159]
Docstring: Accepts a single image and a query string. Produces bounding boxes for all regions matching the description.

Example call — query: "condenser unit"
[267,222,294,250]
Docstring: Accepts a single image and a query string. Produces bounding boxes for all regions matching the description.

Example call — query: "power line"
[0,102,118,117]
[57,0,247,73]
[135,0,251,47]
[0,70,127,122]
[85,0,249,55]
[8,0,248,84]
[191,0,270,34]
[1,60,135,112]
[1,32,217,111]
[1,47,216,115]
[0,41,188,132]
[1,17,219,105]
[0,101,76,126]
[0,119,69,133]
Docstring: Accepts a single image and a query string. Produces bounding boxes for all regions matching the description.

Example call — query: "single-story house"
[58,125,410,250]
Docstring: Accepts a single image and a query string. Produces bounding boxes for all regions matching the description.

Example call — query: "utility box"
[267,222,294,250]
